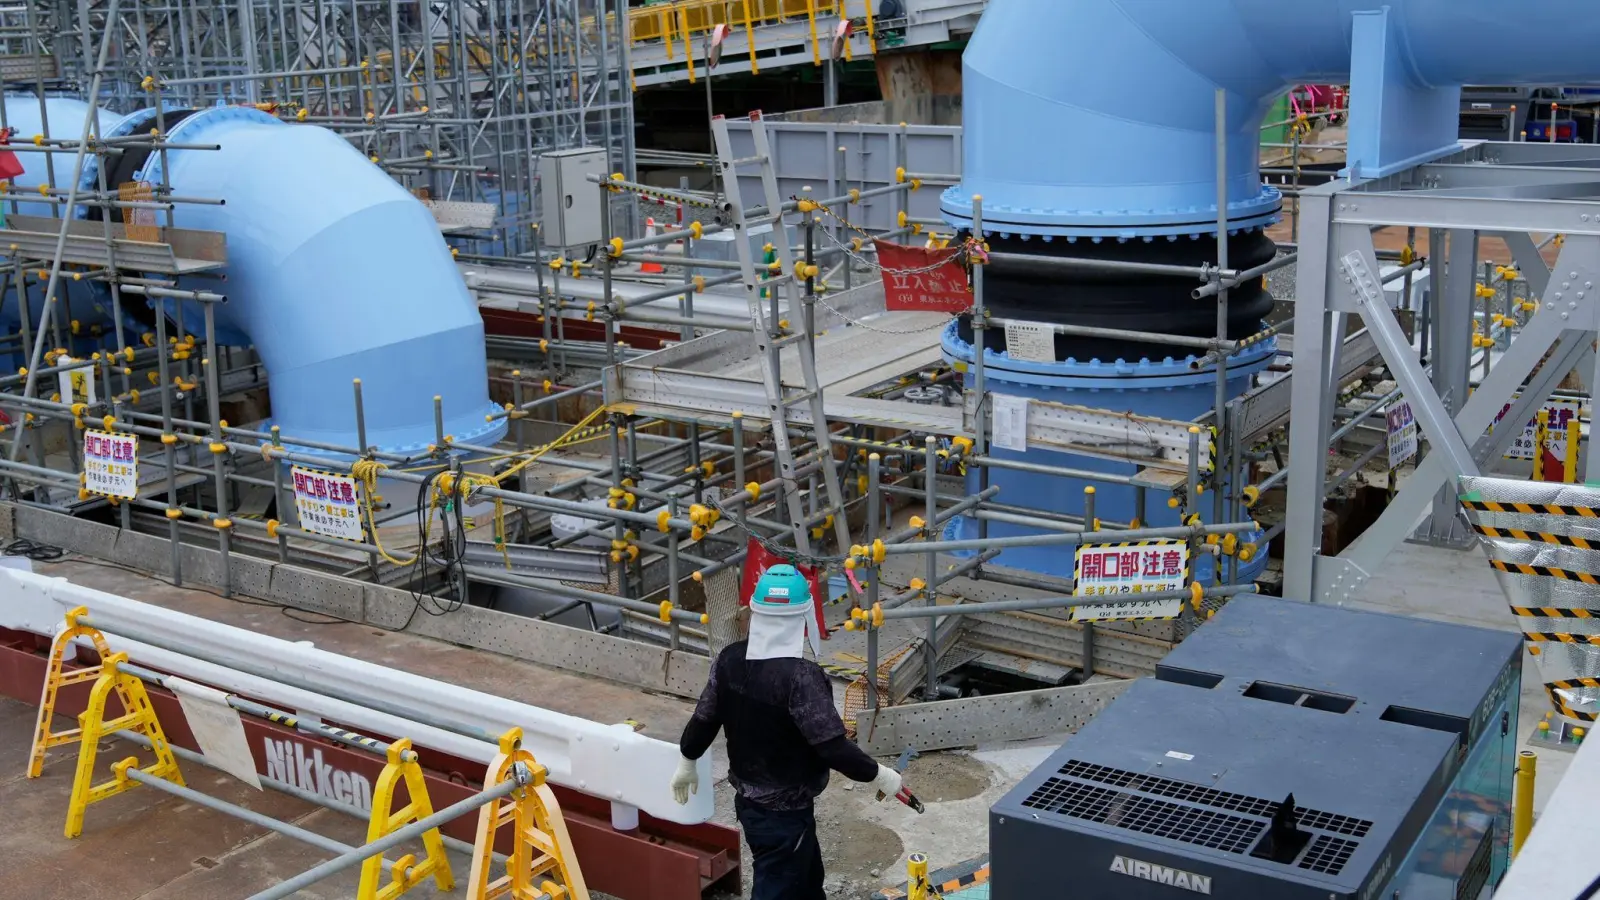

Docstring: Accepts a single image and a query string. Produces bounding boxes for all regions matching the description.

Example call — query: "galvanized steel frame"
[1283,140,1600,601]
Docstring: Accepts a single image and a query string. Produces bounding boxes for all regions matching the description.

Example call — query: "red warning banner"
[874,240,972,313]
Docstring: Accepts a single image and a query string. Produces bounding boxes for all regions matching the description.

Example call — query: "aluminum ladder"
[710,111,852,555]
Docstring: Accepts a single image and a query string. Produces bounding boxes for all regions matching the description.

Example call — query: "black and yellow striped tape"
[322,725,389,753]
[1510,605,1597,618]
[1523,632,1600,644]
[878,863,991,899]
[1472,524,1599,549]
[1545,683,1599,723]
[1462,499,1600,518]
[1491,560,1600,585]
[1083,540,1183,549]
[261,709,389,753]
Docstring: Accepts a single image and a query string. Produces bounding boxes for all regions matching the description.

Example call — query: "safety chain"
[706,494,851,570]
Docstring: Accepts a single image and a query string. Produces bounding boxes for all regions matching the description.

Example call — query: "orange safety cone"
[640,218,665,273]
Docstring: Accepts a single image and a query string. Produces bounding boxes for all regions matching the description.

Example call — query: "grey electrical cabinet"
[538,148,608,250]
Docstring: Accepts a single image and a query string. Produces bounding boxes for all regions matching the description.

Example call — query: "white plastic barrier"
[0,568,712,824]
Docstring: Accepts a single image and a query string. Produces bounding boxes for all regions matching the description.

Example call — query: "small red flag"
[875,240,973,313]
[0,132,23,181]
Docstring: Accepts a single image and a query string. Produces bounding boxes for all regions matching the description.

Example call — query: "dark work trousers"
[735,794,825,900]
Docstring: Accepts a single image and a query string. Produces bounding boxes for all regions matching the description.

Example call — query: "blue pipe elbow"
[3,98,504,456]
[944,0,1600,238]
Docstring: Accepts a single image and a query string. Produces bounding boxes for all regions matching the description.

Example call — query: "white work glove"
[870,763,903,800]
[671,755,699,805]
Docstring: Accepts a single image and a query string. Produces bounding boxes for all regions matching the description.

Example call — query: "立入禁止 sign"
[874,240,972,313]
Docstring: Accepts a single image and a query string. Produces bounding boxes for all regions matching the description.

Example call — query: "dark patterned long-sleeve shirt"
[680,640,878,810]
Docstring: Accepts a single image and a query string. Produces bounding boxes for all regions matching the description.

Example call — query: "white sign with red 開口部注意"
[291,466,364,541]
[83,430,138,499]
[1073,540,1187,601]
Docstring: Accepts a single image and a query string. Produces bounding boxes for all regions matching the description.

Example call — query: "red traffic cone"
[641,218,665,273]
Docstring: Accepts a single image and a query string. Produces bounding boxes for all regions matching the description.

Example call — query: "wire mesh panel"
[703,565,743,657]
[120,182,158,243]
[842,639,920,737]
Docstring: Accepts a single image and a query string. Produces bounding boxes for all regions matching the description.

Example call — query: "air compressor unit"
[990,597,1521,899]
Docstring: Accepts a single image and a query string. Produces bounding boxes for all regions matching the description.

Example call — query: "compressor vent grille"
[1298,835,1359,875]
[1056,760,1374,837]
[1020,778,1264,855]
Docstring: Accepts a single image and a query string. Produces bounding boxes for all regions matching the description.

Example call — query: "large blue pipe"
[943,0,1600,237]
[937,0,1600,580]
[4,98,503,456]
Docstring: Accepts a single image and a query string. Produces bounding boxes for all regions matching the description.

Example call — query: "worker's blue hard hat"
[752,564,812,609]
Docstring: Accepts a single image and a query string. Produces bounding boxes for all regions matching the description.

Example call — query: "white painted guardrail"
[0,568,712,824]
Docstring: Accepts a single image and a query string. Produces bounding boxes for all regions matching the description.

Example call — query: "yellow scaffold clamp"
[846,603,885,631]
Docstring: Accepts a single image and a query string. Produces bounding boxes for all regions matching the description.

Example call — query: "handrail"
[628,0,875,75]
[0,568,714,826]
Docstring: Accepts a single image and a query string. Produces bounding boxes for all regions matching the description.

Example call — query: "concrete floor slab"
[6,539,1568,899]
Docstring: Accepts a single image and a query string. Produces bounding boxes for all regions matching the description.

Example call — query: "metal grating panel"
[1455,822,1493,900]
[1298,834,1359,876]
[1058,760,1374,837]
[1021,778,1265,855]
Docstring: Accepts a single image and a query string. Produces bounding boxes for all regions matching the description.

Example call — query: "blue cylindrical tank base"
[942,321,1273,585]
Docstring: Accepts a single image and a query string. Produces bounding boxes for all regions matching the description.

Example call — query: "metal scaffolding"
[4,0,634,255]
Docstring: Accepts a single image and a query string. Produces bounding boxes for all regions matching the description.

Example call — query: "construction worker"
[671,563,903,900]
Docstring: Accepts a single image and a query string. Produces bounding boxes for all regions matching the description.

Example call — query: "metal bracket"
[1312,555,1375,605]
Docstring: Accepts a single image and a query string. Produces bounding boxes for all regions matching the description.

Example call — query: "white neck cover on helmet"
[747,595,822,661]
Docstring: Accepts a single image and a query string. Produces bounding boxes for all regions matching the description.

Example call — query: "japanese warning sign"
[83,430,139,499]
[1074,540,1187,599]
[1386,399,1418,469]
[291,466,364,541]
[874,240,972,313]
[1493,397,1581,461]
[1071,596,1185,623]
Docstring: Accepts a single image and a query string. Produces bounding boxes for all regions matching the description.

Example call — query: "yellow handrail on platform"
[628,0,865,75]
